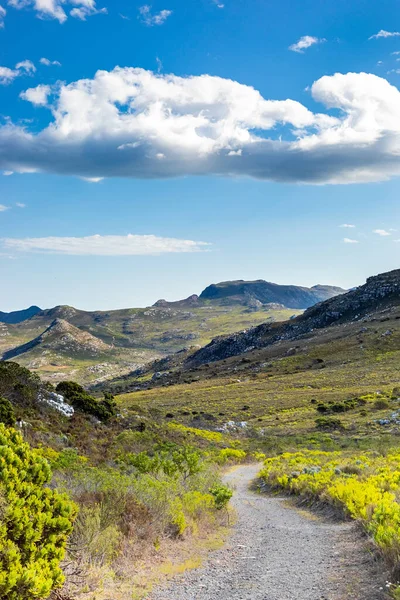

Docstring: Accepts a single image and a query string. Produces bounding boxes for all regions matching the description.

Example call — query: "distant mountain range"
[0,306,42,324]
[0,278,346,384]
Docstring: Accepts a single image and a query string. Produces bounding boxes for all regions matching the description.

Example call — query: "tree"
[0,424,77,599]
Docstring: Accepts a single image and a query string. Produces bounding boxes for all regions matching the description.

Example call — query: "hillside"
[103,268,400,394]
[199,280,346,308]
[3,318,111,361]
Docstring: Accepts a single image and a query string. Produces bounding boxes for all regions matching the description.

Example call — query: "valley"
[1,277,344,384]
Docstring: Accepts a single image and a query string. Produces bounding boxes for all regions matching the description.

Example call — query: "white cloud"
[3,170,13,176]
[40,57,61,66]
[20,84,51,106]
[138,5,172,25]
[289,36,324,53]
[15,202,25,207]
[2,233,211,255]
[5,68,400,184]
[81,176,103,182]
[0,66,19,84]
[369,30,400,40]
[15,59,36,73]
[0,60,35,84]
[0,5,6,27]
[340,223,355,228]
[7,0,106,22]
[373,229,391,236]
[343,238,359,243]
[0,204,9,211]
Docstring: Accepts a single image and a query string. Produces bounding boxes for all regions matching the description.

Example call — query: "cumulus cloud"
[7,0,106,23]
[0,5,6,27]
[15,202,25,207]
[6,68,400,184]
[0,60,35,84]
[20,84,51,106]
[2,233,211,255]
[289,36,324,53]
[343,238,359,243]
[340,223,355,228]
[373,229,391,236]
[0,204,9,211]
[369,30,400,40]
[40,57,61,66]
[138,5,172,25]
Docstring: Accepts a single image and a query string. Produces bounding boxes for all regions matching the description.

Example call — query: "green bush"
[0,362,41,406]
[209,484,233,510]
[315,417,343,430]
[0,396,14,426]
[373,399,390,410]
[0,424,77,599]
[56,381,116,421]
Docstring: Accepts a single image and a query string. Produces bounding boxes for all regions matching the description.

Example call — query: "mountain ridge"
[199,280,346,309]
[0,306,42,324]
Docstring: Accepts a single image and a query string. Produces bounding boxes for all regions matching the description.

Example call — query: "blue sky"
[1,0,400,311]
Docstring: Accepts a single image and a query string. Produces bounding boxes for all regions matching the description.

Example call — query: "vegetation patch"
[260,449,400,593]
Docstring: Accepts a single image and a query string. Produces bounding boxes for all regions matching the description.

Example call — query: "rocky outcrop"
[186,269,400,367]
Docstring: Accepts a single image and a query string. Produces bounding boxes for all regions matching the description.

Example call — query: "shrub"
[209,484,233,510]
[0,424,77,599]
[0,396,14,426]
[56,381,116,421]
[373,399,390,410]
[315,417,343,430]
[217,448,246,464]
[0,361,41,406]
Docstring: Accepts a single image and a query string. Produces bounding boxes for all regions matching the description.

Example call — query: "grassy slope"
[116,303,400,452]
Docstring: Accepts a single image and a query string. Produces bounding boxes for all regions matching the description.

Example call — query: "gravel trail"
[149,464,388,600]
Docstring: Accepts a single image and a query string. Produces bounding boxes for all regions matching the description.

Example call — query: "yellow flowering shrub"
[260,449,400,575]
[0,425,77,600]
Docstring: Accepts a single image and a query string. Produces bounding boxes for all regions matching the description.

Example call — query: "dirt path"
[148,464,388,600]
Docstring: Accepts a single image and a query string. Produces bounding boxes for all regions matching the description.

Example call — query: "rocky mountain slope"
[199,280,346,309]
[103,268,400,393]
[186,269,400,367]
[0,305,42,324]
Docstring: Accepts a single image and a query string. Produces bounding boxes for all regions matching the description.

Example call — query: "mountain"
[186,269,400,367]
[199,280,346,309]
[0,277,345,384]
[104,268,400,393]
[3,318,111,361]
[0,306,42,324]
